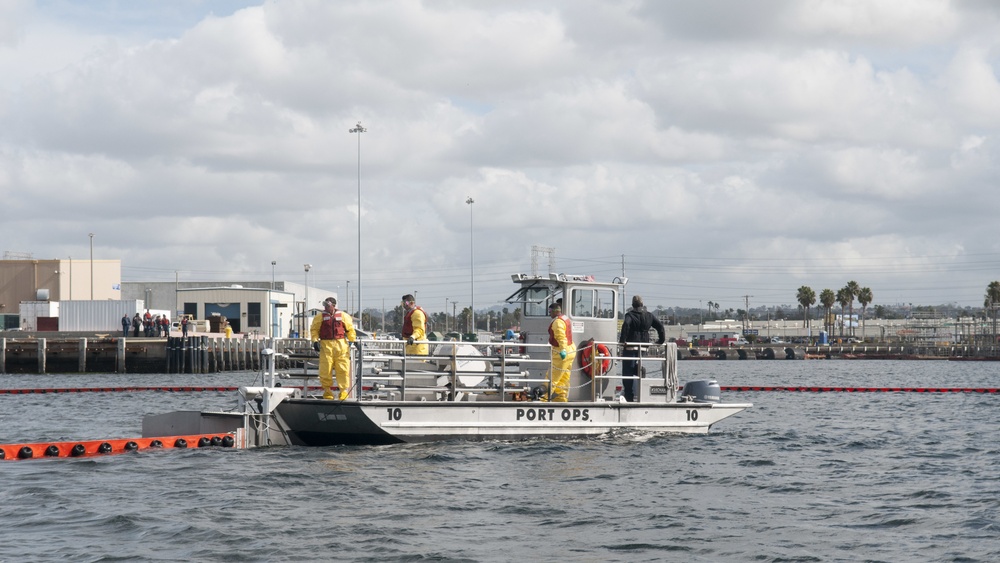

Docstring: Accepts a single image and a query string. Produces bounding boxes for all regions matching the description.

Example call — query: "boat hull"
[273,398,752,446]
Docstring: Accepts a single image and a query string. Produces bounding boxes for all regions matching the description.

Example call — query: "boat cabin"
[506,273,625,400]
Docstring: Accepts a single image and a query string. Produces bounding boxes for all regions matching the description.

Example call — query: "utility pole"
[621,254,626,315]
[742,295,754,332]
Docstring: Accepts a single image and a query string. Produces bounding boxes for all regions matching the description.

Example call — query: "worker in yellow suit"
[401,293,428,355]
[546,301,576,402]
[310,297,357,400]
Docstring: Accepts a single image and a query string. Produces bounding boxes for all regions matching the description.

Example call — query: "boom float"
[0,433,238,461]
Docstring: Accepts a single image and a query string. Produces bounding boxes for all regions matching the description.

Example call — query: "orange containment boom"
[0,433,238,461]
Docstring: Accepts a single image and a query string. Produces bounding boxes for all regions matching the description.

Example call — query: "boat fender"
[221,436,235,448]
[18,446,33,459]
[174,438,188,449]
[579,339,612,378]
[679,379,722,403]
[198,437,211,448]
[71,444,86,457]
[124,441,139,452]
[149,440,163,448]
[98,442,112,454]
[210,436,223,447]
[44,445,60,457]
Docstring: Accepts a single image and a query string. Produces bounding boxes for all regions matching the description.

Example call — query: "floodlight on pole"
[466,197,475,333]
[349,121,366,328]
[304,263,312,335]
[88,233,94,300]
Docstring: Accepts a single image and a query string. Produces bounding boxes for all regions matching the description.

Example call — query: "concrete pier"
[0,333,311,374]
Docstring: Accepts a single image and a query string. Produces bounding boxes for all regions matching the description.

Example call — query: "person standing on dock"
[310,297,358,400]
[401,294,428,356]
[546,301,576,402]
[132,313,141,337]
[181,315,189,337]
[618,295,665,402]
[121,314,130,337]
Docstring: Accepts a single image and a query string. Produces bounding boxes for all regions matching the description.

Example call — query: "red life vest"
[319,310,346,340]
[402,306,425,338]
[548,315,574,347]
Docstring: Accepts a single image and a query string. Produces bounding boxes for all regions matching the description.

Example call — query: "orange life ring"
[580,341,612,377]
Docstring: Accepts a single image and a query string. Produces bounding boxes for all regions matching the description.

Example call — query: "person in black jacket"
[618,295,665,402]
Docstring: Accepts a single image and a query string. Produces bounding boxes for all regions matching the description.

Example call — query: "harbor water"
[1,360,999,562]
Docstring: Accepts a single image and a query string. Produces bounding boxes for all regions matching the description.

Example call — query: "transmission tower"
[531,245,555,276]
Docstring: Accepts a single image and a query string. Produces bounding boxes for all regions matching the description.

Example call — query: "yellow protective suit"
[310,310,357,400]
[403,307,429,356]
[547,315,577,402]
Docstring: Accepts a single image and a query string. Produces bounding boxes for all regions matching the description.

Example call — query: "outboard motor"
[679,379,722,403]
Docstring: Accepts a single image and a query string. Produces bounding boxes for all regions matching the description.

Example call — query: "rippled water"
[2,361,999,562]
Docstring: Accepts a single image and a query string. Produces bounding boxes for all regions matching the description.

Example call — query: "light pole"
[466,197,475,333]
[89,233,94,300]
[304,263,312,336]
[349,121,366,329]
[269,262,276,338]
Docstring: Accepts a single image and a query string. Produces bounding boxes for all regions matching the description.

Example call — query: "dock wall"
[0,335,310,374]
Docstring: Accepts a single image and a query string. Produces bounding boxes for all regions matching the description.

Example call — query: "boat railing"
[575,340,677,402]
[356,339,552,401]
[352,338,677,403]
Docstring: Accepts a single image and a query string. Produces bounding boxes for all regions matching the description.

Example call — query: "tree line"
[796,281,872,339]
[796,281,1000,340]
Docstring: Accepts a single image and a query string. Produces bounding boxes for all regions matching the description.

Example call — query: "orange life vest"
[319,310,346,340]
[402,306,425,338]
[548,315,574,347]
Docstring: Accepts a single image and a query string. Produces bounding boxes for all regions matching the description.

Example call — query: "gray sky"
[2,0,999,314]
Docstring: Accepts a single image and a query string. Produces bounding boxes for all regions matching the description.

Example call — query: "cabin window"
[570,288,616,319]
[522,287,551,317]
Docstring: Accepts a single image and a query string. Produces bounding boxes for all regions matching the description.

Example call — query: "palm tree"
[796,286,816,333]
[819,289,836,336]
[714,302,720,319]
[985,281,1000,347]
[844,280,861,336]
[707,301,715,320]
[836,287,852,340]
[857,287,873,342]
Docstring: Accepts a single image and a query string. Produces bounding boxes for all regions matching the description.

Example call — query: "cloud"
[3,0,1000,311]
